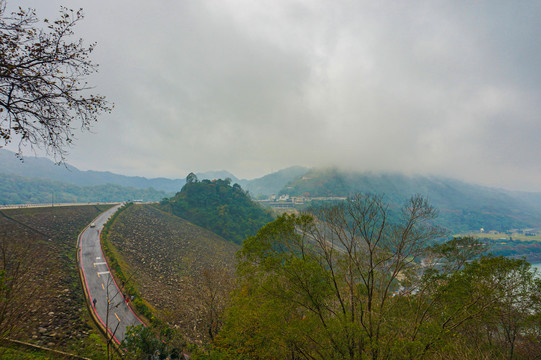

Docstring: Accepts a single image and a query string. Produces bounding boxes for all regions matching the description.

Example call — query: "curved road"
[79,204,144,344]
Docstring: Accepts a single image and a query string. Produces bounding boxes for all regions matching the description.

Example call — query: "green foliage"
[0,346,56,360]
[0,172,170,204]
[484,238,541,263]
[160,178,273,244]
[217,195,541,359]
[122,325,185,360]
[279,168,541,233]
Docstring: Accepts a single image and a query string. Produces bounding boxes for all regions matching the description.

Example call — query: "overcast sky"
[6,0,541,191]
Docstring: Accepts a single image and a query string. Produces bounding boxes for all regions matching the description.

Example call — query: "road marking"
[101,283,105,290]
[97,271,110,276]
[96,257,101,260]
[115,313,121,322]
[94,262,107,267]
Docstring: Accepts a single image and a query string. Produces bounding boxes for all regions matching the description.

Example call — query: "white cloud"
[8,0,541,190]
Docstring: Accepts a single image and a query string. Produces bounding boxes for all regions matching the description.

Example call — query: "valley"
[2,0,541,358]
[2,153,541,358]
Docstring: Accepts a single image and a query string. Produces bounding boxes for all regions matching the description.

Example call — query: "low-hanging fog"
[8,0,541,191]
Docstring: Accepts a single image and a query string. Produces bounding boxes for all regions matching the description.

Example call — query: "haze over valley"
[2,0,541,358]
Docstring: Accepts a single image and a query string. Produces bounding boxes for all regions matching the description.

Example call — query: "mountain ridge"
[5,149,541,233]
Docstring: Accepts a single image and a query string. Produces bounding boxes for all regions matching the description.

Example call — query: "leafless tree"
[198,266,234,341]
[0,0,111,161]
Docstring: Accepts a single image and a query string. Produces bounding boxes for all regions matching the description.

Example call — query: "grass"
[0,347,52,360]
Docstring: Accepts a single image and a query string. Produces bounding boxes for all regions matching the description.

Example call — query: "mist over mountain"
[0,172,169,204]
[0,149,296,195]
[0,150,242,193]
[279,168,541,233]
[4,149,541,233]
[0,149,185,192]
[243,166,308,197]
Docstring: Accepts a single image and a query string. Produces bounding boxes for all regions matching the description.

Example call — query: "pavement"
[78,204,144,344]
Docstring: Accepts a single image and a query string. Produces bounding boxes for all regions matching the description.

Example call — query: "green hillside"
[159,175,274,244]
[0,172,171,204]
[243,166,308,197]
[279,168,541,233]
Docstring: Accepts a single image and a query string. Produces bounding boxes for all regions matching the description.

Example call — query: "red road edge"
[78,207,146,346]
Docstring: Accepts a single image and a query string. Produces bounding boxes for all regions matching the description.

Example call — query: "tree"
[0,1,111,161]
[218,194,444,359]
[217,194,541,359]
[443,257,541,360]
[185,172,198,184]
[122,325,184,360]
[194,266,234,342]
[164,178,273,244]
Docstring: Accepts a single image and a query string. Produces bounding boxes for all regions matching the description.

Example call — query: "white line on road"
[94,262,107,266]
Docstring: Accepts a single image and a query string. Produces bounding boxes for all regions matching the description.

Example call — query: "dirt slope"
[106,204,238,343]
[0,204,112,358]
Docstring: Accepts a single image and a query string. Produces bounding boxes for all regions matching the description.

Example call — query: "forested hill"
[243,166,308,197]
[0,149,185,192]
[0,172,169,204]
[279,168,541,233]
[158,175,274,244]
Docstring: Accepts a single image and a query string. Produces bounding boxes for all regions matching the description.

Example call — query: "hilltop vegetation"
[1,149,240,193]
[159,174,274,244]
[0,205,112,358]
[0,172,170,204]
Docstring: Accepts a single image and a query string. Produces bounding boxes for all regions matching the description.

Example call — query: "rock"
[48,312,55,316]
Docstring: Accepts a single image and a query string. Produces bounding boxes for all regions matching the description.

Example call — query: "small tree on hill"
[186,172,198,184]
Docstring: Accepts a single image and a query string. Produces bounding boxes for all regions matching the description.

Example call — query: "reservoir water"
[532,262,541,278]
